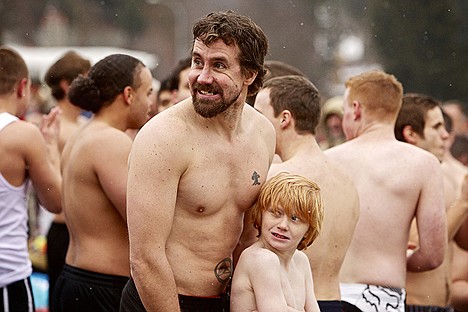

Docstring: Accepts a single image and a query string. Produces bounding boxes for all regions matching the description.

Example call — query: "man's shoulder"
[142,102,191,133]
[243,105,276,138]
[1,118,41,141]
[244,104,269,123]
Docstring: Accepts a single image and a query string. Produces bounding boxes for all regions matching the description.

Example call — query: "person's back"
[61,124,131,275]
[0,46,61,312]
[271,159,358,292]
[43,50,91,310]
[325,70,446,312]
[0,112,62,266]
[53,54,153,312]
[253,75,359,311]
[270,157,358,306]
[394,94,466,310]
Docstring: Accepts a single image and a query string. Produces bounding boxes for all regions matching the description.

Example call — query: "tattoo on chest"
[214,257,233,284]
[251,171,261,186]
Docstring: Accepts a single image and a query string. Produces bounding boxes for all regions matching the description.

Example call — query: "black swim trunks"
[47,221,69,312]
[318,300,344,312]
[52,264,129,312]
[406,304,454,312]
[120,278,230,312]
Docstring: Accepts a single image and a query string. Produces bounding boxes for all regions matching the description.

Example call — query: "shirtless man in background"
[51,54,153,311]
[325,70,447,312]
[120,11,275,312]
[395,93,468,311]
[254,75,359,312]
[43,51,91,310]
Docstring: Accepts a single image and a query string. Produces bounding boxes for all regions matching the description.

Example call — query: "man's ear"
[59,79,71,94]
[123,86,133,105]
[243,70,258,86]
[279,110,292,129]
[352,101,361,120]
[402,125,418,144]
[16,78,28,99]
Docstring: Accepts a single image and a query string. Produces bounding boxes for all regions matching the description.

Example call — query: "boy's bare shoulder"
[241,244,280,268]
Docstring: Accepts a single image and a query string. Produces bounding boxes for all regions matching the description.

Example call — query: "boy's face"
[260,205,309,253]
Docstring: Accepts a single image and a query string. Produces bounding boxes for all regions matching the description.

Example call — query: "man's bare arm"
[407,159,447,271]
[26,109,62,213]
[447,174,468,242]
[127,121,186,311]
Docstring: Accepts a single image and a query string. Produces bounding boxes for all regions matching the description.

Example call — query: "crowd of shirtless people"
[1,10,467,312]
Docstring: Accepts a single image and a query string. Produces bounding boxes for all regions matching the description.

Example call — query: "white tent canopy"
[8,45,159,82]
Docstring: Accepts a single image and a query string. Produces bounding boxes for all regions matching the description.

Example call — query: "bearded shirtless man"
[120,11,275,312]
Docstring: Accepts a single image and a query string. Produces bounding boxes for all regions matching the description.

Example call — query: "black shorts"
[0,277,35,312]
[318,300,344,312]
[120,278,230,312]
[52,264,129,312]
[406,305,454,312]
[47,221,69,311]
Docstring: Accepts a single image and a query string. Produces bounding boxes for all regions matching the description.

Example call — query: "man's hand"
[40,107,62,145]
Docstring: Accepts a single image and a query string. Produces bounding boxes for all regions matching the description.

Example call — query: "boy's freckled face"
[260,206,309,252]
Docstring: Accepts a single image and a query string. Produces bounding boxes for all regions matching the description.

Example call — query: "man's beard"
[191,82,242,118]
